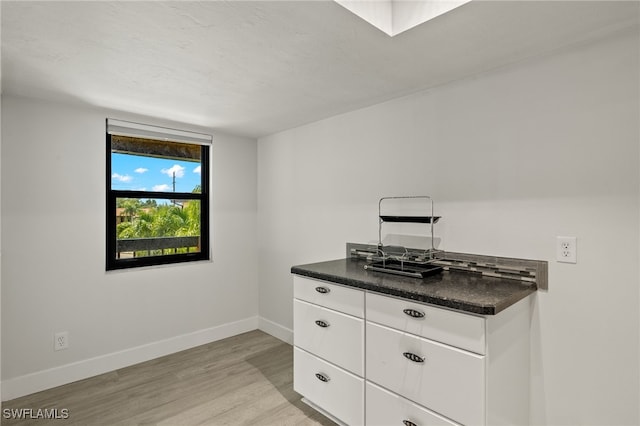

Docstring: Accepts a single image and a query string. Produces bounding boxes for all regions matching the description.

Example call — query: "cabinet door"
[366,322,485,426]
[366,382,460,426]
[294,347,364,426]
[293,275,364,317]
[366,292,485,354]
[294,299,364,376]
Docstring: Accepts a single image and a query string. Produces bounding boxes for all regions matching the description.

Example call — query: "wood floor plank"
[1,330,336,426]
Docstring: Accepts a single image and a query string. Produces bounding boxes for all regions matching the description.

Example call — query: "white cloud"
[193,165,201,175]
[112,173,132,183]
[152,184,171,192]
[135,167,149,174]
[161,164,185,178]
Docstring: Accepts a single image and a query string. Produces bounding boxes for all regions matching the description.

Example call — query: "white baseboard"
[1,316,259,401]
[258,317,293,344]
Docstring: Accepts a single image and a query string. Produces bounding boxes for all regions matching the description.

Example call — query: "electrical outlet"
[54,331,69,351]
[556,236,577,264]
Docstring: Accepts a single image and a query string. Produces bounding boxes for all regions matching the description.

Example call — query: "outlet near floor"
[54,331,69,351]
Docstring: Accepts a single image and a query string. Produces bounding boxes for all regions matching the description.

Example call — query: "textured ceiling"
[2,1,638,138]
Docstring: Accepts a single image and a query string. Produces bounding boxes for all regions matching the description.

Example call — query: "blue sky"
[111,153,202,193]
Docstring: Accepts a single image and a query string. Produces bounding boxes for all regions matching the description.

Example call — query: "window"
[106,119,211,270]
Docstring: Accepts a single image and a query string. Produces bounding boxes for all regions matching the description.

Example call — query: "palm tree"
[116,199,201,255]
[118,199,141,222]
[151,205,187,237]
[117,210,154,239]
[180,200,201,237]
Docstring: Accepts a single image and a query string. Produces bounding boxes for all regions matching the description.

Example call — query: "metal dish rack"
[364,196,443,278]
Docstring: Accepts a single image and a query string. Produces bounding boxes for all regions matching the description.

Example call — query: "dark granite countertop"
[291,258,536,315]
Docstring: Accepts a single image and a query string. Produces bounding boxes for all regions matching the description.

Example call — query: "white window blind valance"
[106,118,212,145]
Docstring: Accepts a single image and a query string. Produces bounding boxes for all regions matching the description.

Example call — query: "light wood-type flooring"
[1,330,336,426]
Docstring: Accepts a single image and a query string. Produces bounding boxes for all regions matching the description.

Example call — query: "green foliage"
[116,200,200,240]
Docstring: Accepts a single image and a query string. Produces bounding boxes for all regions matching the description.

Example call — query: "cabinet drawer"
[294,347,364,426]
[366,382,459,426]
[294,275,364,317]
[366,292,485,354]
[294,299,364,376]
[366,322,485,426]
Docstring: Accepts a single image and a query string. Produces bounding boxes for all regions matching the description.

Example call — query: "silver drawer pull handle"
[315,320,330,328]
[403,420,418,426]
[315,286,330,294]
[315,372,330,382]
[403,352,425,363]
[403,308,425,319]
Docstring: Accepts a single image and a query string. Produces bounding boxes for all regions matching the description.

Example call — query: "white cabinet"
[294,347,364,426]
[294,299,364,376]
[365,291,485,354]
[365,291,531,426]
[366,382,458,426]
[293,274,532,426]
[293,276,365,425]
[366,321,484,425]
[293,275,364,317]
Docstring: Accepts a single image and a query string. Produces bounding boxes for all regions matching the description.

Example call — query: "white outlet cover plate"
[556,236,577,263]
[54,331,69,351]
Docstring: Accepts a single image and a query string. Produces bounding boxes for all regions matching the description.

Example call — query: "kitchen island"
[291,257,537,315]
[291,257,537,425]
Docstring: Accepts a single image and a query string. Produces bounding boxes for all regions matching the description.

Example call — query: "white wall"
[257,29,640,425]
[1,96,258,399]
